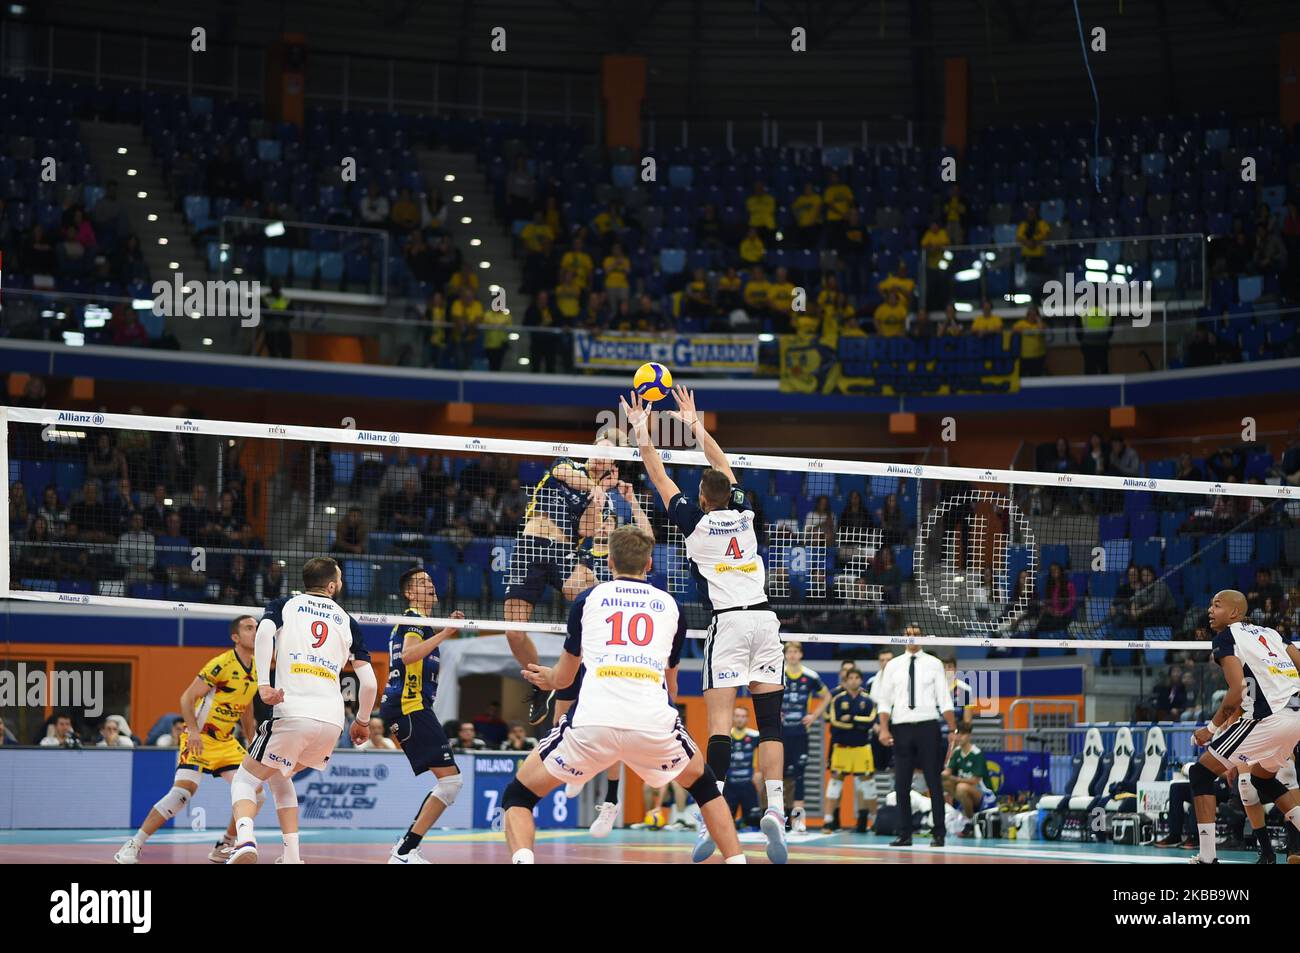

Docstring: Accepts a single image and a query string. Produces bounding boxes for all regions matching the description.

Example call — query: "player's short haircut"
[699,468,731,507]
[398,565,429,599]
[784,640,803,654]
[302,556,341,590]
[845,667,863,680]
[229,614,255,634]
[608,524,654,575]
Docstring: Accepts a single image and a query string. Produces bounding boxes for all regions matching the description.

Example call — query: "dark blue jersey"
[381,607,440,716]
[526,457,607,540]
[727,728,761,784]
[828,690,877,747]
[782,665,826,731]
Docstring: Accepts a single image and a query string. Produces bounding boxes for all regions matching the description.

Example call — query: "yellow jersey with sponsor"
[563,579,687,732]
[668,484,766,612]
[193,649,258,741]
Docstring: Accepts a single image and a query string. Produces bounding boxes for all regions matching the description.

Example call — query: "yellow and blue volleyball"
[643,808,669,829]
[633,362,672,402]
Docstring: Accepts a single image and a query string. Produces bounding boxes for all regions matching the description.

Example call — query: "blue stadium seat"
[838,474,868,497]
[1040,543,1070,570]
[1164,538,1194,568]
[1103,539,1132,571]
[1256,529,1280,567]
[1159,511,1188,538]
[21,460,52,497]
[1098,514,1128,542]
[292,249,319,281]
[1090,572,1121,599]
[54,461,85,499]
[264,247,290,278]
[1226,533,1253,565]
[763,493,793,519]
[1130,512,1158,541]
[453,565,484,602]
[344,560,374,599]
[1132,540,1162,569]
[870,476,900,496]
[330,451,355,487]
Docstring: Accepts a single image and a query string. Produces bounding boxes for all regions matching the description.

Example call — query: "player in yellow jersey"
[114,615,264,864]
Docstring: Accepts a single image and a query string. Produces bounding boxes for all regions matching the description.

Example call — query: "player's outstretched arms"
[618,481,655,537]
[671,385,735,483]
[621,392,680,508]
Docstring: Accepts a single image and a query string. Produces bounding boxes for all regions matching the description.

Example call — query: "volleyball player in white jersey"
[226,556,376,864]
[1186,589,1300,864]
[623,386,788,864]
[502,525,745,864]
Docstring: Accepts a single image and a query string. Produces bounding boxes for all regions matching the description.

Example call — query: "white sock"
[282,832,300,863]
[512,848,535,864]
[131,829,149,846]
[724,853,747,864]
[235,816,256,845]
[1285,807,1300,831]
[1197,822,1217,862]
[765,780,784,812]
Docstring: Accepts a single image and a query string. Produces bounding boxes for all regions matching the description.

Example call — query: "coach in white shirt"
[875,636,957,846]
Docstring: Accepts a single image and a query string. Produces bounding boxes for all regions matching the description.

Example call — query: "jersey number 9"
[310,620,329,649]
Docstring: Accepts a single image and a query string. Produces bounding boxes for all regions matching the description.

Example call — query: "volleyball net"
[4,405,1296,651]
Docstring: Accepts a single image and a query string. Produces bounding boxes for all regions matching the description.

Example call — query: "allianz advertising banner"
[573,331,759,371]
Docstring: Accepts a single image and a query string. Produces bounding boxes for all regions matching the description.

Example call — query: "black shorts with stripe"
[383,707,456,774]
[504,535,576,605]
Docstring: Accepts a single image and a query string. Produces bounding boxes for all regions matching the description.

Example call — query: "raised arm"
[672,386,735,483]
[621,392,680,509]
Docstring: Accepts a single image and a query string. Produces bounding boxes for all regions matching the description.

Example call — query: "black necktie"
[908,655,917,709]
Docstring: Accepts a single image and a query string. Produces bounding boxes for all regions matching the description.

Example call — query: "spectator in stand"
[154,717,186,748]
[803,495,836,549]
[390,188,421,232]
[87,433,127,484]
[221,553,256,605]
[431,234,462,290]
[876,493,905,547]
[1207,448,1243,482]
[421,190,448,233]
[944,185,967,243]
[157,511,205,588]
[70,480,115,544]
[96,715,136,748]
[602,241,632,310]
[683,267,714,323]
[181,484,220,546]
[746,181,777,241]
[112,234,149,285]
[822,170,855,245]
[937,303,964,337]
[836,208,870,294]
[1174,453,1204,482]
[519,209,555,294]
[38,485,69,538]
[1183,326,1222,367]
[17,516,56,579]
[116,512,156,585]
[1010,569,1041,633]
[467,484,503,535]
[739,227,766,266]
[1108,435,1141,478]
[403,232,438,283]
[524,290,563,374]
[1247,568,1284,617]
[109,478,140,533]
[359,183,390,227]
[1036,563,1077,633]
[560,236,594,290]
[9,480,30,537]
[1012,302,1047,375]
[142,484,170,536]
[741,265,773,329]
[25,224,58,275]
[447,262,480,298]
[112,306,150,347]
[40,713,80,747]
[500,722,537,752]
[1252,222,1287,275]
[696,203,724,250]
[1041,437,1075,473]
[425,290,448,367]
[482,305,511,372]
[506,156,537,222]
[449,287,484,367]
[91,179,124,239]
[878,259,916,305]
[920,218,951,310]
[1016,204,1050,289]
[256,559,286,603]
[591,202,626,253]
[1129,565,1174,629]
[970,299,1003,336]
[631,293,666,332]
[872,287,908,337]
[471,702,509,748]
[357,717,397,750]
[451,721,486,753]
[329,506,368,555]
[791,182,823,248]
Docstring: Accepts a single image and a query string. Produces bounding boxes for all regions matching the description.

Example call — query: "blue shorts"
[504,535,576,605]
[384,708,456,774]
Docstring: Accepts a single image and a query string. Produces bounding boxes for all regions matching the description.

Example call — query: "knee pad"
[1251,775,1288,805]
[826,778,844,801]
[230,766,261,808]
[1238,774,1260,807]
[1188,761,1218,797]
[687,766,723,809]
[502,778,541,812]
[268,772,297,810]
[432,772,464,807]
[752,689,785,744]
[152,785,192,820]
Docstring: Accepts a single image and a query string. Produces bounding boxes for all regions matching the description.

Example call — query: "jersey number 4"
[725,537,743,559]
[605,611,654,647]
[310,620,328,649]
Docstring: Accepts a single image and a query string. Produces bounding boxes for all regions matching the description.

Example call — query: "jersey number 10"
[605,611,654,647]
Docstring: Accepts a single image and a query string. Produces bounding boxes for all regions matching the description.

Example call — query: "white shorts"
[248,716,340,776]
[703,609,783,690]
[1207,706,1300,773]
[539,717,698,790]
